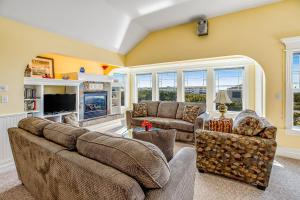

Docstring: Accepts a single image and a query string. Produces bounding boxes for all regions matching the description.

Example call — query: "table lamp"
[214,90,232,118]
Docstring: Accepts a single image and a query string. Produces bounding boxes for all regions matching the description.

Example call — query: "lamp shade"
[214,90,232,104]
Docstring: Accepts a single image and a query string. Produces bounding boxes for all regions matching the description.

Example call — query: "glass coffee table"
[121,126,162,138]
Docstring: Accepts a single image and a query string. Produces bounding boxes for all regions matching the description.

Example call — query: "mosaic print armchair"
[195,110,277,190]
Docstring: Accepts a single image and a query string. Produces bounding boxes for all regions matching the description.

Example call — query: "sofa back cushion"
[141,101,160,117]
[157,101,178,119]
[233,110,265,136]
[18,117,53,136]
[133,103,148,117]
[176,102,206,119]
[76,131,170,189]
[44,123,89,150]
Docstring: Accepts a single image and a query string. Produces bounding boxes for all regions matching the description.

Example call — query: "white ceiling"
[0,0,278,54]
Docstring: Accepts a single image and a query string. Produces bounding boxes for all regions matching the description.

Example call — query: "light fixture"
[214,90,232,118]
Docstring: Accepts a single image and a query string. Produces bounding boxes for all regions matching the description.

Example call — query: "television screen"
[44,94,76,114]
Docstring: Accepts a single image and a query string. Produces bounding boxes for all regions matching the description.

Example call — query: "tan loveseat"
[9,117,196,200]
[126,101,207,143]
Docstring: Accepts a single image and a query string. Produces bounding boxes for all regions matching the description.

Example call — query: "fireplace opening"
[84,91,107,119]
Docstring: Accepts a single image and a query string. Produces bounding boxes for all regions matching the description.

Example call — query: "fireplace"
[84,91,107,119]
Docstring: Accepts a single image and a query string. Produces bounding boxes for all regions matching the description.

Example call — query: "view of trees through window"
[184,70,207,103]
[136,73,152,102]
[158,72,177,101]
[113,73,126,106]
[215,68,244,111]
[292,53,300,126]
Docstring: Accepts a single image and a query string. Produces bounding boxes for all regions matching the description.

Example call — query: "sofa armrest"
[145,147,196,200]
[125,110,133,129]
[194,112,209,131]
[195,129,277,187]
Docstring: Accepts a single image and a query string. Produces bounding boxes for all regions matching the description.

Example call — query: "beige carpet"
[1,121,300,199]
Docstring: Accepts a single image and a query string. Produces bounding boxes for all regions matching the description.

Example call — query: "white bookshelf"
[24,77,81,122]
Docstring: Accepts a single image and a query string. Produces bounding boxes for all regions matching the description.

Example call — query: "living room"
[0,0,300,199]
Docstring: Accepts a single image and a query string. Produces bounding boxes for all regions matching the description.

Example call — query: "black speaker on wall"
[197,15,208,36]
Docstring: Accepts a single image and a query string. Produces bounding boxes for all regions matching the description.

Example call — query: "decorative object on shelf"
[24,65,32,77]
[80,67,85,73]
[62,74,70,80]
[214,90,232,118]
[102,65,109,71]
[141,120,152,131]
[29,56,54,78]
[197,15,208,36]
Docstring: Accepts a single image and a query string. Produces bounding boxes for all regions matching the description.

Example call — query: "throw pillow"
[233,110,265,136]
[182,105,200,123]
[133,103,147,117]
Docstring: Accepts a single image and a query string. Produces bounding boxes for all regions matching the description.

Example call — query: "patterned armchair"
[195,110,277,190]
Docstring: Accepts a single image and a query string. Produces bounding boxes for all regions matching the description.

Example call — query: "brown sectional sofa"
[8,117,196,200]
[126,101,208,143]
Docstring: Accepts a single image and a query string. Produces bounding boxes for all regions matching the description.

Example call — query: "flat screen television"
[44,94,76,114]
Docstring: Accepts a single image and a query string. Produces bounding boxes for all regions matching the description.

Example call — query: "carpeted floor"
[1,120,300,200]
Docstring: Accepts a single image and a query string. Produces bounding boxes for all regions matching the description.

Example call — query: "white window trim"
[281,36,300,132]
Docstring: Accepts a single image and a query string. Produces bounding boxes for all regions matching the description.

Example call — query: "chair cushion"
[76,131,170,189]
[169,119,194,132]
[182,105,201,123]
[18,117,53,136]
[233,110,265,136]
[44,123,89,150]
[176,102,206,119]
[132,117,155,126]
[133,103,147,117]
[141,101,160,117]
[157,102,178,118]
[132,129,176,162]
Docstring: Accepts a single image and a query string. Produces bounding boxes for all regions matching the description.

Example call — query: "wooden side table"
[208,117,233,133]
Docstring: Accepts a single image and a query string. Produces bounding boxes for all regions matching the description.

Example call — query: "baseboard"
[0,161,15,174]
[276,147,300,160]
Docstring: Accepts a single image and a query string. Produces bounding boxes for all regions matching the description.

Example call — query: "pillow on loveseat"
[182,105,201,123]
[233,110,265,136]
[133,103,147,117]
[77,131,170,189]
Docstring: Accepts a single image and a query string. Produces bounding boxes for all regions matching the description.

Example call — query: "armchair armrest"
[146,147,196,200]
[194,112,209,131]
[260,117,277,139]
[125,110,133,129]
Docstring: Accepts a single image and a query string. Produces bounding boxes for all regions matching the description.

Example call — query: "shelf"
[25,110,40,113]
[43,111,77,118]
[24,98,40,101]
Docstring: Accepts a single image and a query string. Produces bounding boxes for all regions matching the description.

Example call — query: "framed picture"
[29,56,54,78]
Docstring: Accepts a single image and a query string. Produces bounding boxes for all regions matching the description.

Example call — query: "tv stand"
[24,77,81,122]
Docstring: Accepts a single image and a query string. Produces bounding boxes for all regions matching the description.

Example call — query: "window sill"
[286,128,300,136]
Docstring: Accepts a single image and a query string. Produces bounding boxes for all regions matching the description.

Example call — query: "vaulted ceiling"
[0,0,279,54]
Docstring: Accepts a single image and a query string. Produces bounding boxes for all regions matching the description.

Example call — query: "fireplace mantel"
[63,72,114,82]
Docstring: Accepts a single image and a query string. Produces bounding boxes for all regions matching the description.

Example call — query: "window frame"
[135,73,153,103]
[213,67,246,112]
[157,71,178,101]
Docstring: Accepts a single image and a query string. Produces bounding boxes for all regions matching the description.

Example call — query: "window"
[215,68,244,111]
[136,73,152,102]
[113,73,127,106]
[183,70,207,103]
[158,72,177,101]
[292,53,300,127]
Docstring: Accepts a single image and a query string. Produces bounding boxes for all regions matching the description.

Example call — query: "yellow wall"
[0,17,124,115]
[126,0,300,148]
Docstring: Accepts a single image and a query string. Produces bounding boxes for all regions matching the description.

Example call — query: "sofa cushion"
[133,103,147,117]
[18,117,53,136]
[132,117,155,126]
[176,102,206,119]
[169,119,194,132]
[150,118,171,129]
[182,105,201,123]
[141,101,160,117]
[76,131,170,189]
[44,123,89,150]
[157,102,178,119]
[233,110,265,136]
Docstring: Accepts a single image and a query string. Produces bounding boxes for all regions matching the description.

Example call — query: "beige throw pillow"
[133,103,147,117]
[182,105,200,123]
